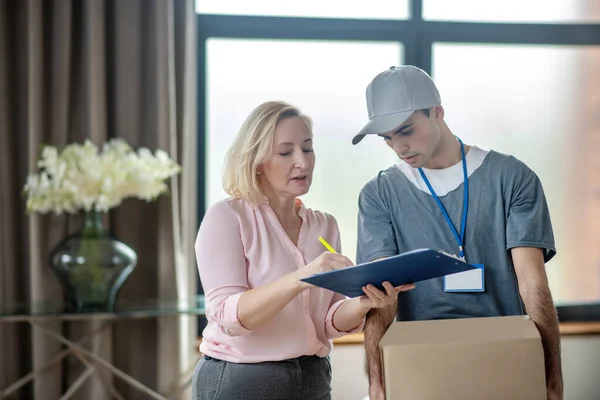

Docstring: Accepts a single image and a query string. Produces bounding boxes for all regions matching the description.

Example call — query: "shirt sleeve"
[356,176,398,265]
[324,297,366,339]
[324,217,365,339]
[505,161,557,263]
[195,200,252,337]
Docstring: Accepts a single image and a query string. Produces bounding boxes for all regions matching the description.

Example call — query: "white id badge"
[444,264,484,292]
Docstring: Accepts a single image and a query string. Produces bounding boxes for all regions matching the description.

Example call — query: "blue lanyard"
[418,137,469,260]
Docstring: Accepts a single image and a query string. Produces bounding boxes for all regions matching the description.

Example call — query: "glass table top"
[0,295,206,321]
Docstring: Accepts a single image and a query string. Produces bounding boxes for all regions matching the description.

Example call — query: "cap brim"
[352,110,414,145]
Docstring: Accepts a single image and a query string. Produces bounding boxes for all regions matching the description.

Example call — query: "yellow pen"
[318,236,337,253]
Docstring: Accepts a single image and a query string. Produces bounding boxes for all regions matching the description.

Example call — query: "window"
[196,0,600,312]
[196,0,410,20]
[206,39,403,262]
[432,43,600,301]
[424,0,600,23]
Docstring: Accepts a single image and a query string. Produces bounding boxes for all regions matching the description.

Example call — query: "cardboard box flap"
[380,315,539,347]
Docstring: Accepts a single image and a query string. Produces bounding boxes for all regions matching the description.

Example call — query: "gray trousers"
[192,355,332,400]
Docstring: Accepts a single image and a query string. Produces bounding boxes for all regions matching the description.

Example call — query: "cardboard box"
[379,315,546,400]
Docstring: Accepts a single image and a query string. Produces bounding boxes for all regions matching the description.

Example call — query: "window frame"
[195,0,600,332]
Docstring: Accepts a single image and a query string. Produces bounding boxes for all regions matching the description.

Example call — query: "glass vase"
[49,210,137,312]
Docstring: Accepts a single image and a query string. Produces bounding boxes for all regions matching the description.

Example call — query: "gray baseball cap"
[352,65,442,145]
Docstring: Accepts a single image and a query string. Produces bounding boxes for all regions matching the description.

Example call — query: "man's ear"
[433,105,445,121]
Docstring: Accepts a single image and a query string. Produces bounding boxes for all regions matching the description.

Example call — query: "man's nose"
[392,137,408,154]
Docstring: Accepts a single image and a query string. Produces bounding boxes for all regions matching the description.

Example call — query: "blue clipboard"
[300,248,477,297]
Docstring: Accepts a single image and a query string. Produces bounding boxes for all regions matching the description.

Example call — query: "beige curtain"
[0,1,198,399]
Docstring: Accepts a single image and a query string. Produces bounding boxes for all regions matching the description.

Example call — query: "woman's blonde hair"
[222,101,313,204]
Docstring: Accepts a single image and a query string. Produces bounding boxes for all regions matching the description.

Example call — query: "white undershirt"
[395,145,490,196]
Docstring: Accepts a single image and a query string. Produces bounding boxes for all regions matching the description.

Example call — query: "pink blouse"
[195,197,364,363]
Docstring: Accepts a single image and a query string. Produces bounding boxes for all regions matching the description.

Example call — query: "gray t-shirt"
[356,149,556,321]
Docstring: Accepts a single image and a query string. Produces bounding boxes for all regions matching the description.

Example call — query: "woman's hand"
[330,280,415,334]
[358,281,416,309]
[294,251,354,289]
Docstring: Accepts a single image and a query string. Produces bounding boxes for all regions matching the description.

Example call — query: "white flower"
[23,139,181,215]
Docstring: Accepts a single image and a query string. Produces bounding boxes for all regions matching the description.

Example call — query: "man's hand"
[511,247,563,400]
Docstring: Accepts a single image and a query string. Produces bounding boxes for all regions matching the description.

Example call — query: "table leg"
[1,321,109,398]
[36,321,126,400]
[58,365,95,400]
[31,321,169,400]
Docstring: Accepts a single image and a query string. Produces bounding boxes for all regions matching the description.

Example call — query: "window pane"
[432,43,600,303]
[424,0,600,23]
[206,39,402,262]
[196,0,409,20]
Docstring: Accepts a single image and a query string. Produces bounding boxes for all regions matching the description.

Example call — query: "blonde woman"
[193,101,414,400]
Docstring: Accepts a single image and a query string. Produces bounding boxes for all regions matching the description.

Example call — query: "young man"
[353,65,563,400]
